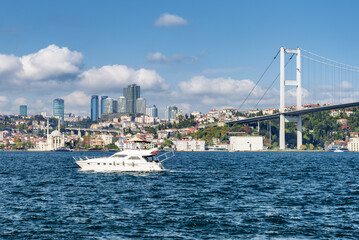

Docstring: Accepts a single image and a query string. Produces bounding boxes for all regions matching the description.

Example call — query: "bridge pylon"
[279,47,302,150]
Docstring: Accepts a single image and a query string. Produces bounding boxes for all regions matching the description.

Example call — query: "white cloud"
[0,44,83,90]
[0,54,21,76]
[62,91,89,108]
[179,76,258,96]
[18,44,83,81]
[177,76,279,111]
[154,13,188,27]
[147,51,198,64]
[79,65,168,92]
[147,52,169,63]
[14,97,27,105]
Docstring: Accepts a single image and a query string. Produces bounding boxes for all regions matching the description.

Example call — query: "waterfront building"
[103,98,113,114]
[30,119,65,151]
[53,98,64,121]
[118,96,126,113]
[91,95,99,121]
[136,98,146,114]
[100,96,108,116]
[348,138,359,151]
[19,105,27,116]
[146,105,158,117]
[173,139,205,151]
[167,105,178,121]
[123,84,140,113]
[229,136,263,151]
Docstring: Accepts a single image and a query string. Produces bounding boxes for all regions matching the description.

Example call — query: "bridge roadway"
[226,101,359,126]
[65,127,121,134]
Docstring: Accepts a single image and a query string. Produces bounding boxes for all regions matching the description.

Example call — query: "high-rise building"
[53,98,64,121]
[101,96,108,116]
[118,97,126,113]
[146,105,158,117]
[167,105,178,121]
[104,98,113,114]
[123,84,140,113]
[20,105,27,116]
[91,95,99,121]
[136,98,146,114]
[113,100,118,113]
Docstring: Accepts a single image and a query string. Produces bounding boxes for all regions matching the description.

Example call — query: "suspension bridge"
[226,47,359,150]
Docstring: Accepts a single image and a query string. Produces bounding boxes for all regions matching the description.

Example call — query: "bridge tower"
[279,47,302,150]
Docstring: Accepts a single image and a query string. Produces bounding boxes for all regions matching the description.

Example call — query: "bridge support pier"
[279,114,285,150]
[279,47,302,150]
[297,114,302,149]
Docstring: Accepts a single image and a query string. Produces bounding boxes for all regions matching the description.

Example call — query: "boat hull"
[75,159,165,172]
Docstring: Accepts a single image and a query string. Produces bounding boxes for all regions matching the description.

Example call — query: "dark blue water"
[0,151,358,239]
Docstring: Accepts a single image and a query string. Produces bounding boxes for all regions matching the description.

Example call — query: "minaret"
[46,118,49,138]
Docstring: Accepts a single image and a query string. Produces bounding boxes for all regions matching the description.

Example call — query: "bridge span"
[226,101,359,126]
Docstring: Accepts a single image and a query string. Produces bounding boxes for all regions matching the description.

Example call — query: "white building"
[348,138,359,151]
[100,134,113,146]
[173,139,205,151]
[229,136,263,151]
[31,119,65,151]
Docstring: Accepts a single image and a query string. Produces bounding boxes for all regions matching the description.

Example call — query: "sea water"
[0,151,358,239]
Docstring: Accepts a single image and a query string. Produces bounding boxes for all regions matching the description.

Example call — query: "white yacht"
[74,148,174,172]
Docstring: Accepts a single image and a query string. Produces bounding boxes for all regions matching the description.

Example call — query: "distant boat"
[333,148,348,152]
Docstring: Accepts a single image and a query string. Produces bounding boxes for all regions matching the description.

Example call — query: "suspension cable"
[302,55,359,73]
[238,49,280,110]
[301,48,359,70]
[253,54,295,109]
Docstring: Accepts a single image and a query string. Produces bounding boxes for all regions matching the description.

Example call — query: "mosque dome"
[51,130,62,137]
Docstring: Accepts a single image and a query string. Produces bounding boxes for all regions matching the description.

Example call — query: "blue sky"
[0,0,359,116]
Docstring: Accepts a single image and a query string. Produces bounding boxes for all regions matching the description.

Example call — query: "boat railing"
[73,156,90,161]
[157,150,175,163]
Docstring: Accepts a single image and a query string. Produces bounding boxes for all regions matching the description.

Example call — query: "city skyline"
[1,1,359,117]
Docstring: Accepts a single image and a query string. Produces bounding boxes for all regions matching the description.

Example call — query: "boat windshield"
[144,155,159,162]
[111,154,127,158]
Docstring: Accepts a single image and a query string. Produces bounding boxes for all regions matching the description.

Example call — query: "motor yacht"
[74,148,174,172]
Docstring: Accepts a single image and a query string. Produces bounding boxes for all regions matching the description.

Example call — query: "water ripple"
[0,151,358,239]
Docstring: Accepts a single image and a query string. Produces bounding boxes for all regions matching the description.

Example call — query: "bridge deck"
[226,101,359,125]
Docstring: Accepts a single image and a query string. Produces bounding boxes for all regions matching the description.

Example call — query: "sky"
[1,0,359,117]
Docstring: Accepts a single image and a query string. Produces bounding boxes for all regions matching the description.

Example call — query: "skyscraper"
[53,98,64,121]
[118,96,126,113]
[101,96,108,116]
[146,105,158,117]
[167,105,178,121]
[123,84,140,113]
[20,105,27,116]
[91,95,99,121]
[103,98,113,114]
[136,98,146,114]
[112,99,118,113]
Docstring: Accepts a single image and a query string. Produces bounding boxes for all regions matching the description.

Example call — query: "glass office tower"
[123,84,140,113]
[20,105,27,116]
[53,98,65,121]
[91,95,99,121]
[136,98,146,114]
[100,96,108,116]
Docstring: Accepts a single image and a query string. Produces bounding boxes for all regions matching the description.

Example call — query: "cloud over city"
[0,45,169,115]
